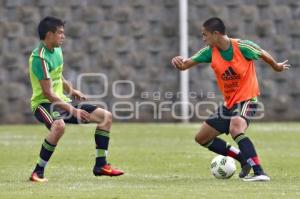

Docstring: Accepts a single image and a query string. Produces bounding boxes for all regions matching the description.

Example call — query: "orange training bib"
[211,39,260,108]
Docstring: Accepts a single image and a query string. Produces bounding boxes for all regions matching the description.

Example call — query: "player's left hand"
[275,60,291,72]
[71,89,87,101]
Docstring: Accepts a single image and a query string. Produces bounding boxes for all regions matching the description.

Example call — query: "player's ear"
[45,31,53,39]
[214,31,221,36]
[212,31,219,39]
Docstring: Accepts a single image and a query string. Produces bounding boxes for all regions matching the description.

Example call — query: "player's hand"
[72,109,90,122]
[71,89,87,101]
[274,60,291,72]
[171,56,185,70]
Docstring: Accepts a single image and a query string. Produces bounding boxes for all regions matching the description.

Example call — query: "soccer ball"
[210,155,236,179]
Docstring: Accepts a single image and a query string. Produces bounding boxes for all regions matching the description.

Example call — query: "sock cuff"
[202,139,214,148]
[234,133,247,144]
[42,139,56,152]
[96,128,110,132]
[95,129,110,137]
[44,139,56,147]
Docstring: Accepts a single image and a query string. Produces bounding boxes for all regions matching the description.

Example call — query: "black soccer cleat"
[239,163,251,178]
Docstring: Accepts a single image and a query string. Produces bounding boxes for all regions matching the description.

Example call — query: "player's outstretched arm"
[260,50,291,72]
[171,56,198,71]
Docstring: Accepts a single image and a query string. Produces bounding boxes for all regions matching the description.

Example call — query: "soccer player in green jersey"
[28,16,124,182]
[171,17,290,182]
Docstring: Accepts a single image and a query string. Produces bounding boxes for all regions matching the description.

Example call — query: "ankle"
[34,164,44,173]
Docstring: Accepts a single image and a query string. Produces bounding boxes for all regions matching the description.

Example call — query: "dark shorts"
[34,102,98,130]
[205,100,258,134]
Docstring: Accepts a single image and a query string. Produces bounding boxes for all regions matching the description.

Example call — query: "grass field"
[0,123,299,199]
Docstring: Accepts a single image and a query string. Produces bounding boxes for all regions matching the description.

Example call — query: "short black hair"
[38,16,65,40]
[203,17,226,35]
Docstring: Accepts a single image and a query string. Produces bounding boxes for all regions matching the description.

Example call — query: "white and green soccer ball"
[210,155,236,179]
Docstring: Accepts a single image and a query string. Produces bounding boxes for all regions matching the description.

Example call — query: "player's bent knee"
[229,124,246,138]
[195,132,207,145]
[96,110,112,130]
[229,126,239,135]
[99,110,112,125]
[105,111,112,124]
[230,117,247,136]
[94,108,112,124]
[195,135,202,145]
[51,120,65,135]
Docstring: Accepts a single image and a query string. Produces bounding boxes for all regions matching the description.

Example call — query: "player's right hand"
[171,56,184,70]
[72,109,90,122]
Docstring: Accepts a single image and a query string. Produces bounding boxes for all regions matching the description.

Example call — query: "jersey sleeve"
[31,57,50,80]
[238,40,262,60]
[191,46,212,63]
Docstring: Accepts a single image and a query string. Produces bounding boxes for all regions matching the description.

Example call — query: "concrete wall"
[0,0,299,123]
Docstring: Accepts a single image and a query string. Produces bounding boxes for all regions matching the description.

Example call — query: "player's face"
[49,26,65,47]
[201,27,218,47]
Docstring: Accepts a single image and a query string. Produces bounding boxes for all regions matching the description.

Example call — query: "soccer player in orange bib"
[171,17,290,181]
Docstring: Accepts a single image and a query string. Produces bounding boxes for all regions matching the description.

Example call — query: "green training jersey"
[29,42,71,111]
[191,39,262,63]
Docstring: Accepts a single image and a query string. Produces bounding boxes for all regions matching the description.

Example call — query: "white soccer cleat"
[242,173,270,182]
